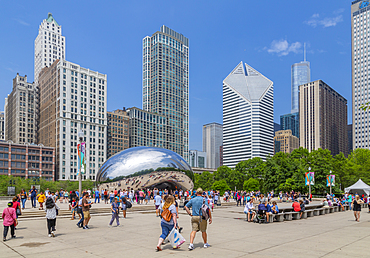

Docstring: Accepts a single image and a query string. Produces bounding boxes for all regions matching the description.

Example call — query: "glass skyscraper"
[291,61,310,113]
[143,26,189,161]
[280,112,299,138]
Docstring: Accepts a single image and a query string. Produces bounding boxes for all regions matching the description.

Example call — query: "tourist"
[121,197,127,219]
[244,198,255,222]
[45,196,59,237]
[347,193,353,210]
[236,191,242,206]
[292,199,301,213]
[299,199,306,218]
[139,190,144,204]
[353,195,364,222]
[174,196,183,233]
[103,189,108,204]
[109,191,114,203]
[367,195,370,213]
[70,197,78,220]
[2,202,17,241]
[323,199,329,208]
[109,197,120,227]
[271,201,279,214]
[82,192,91,229]
[20,189,27,209]
[37,191,46,210]
[45,188,50,196]
[95,189,100,203]
[76,195,84,228]
[145,190,150,205]
[155,192,162,217]
[29,186,37,208]
[156,195,177,251]
[185,188,212,250]
[11,197,21,229]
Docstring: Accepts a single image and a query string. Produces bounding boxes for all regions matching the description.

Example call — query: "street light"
[308,167,311,202]
[78,130,84,197]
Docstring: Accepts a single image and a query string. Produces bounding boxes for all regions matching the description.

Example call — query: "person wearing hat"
[2,202,17,241]
[108,197,120,227]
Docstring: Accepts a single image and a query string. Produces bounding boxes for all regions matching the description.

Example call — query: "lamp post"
[308,167,311,201]
[78,130,84,197]
[329,170,332,197]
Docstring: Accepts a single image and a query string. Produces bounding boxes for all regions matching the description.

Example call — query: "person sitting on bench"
[292,199,301,214]
[244,198,255,222]
[258,201,269,223]
[271,201,279,214]
[299,199,305,218]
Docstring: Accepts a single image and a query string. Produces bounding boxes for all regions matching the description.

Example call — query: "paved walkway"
[1,204,369,257]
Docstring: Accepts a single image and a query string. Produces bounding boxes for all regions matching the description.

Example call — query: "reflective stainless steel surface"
[96,147,194,189]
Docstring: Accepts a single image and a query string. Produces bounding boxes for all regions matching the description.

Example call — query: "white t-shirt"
[155,195,162,206]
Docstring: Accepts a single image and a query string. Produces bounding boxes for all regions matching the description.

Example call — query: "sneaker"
[179,227,183,233]
[48,234,52,237]
[83,226,87,229]
[12,235,16,239]
[188,244,194,251]
[51,232,55,237]
[3,238,6,241]
[108,225,112,227]
[204,243,210,248]
[85,225,90,229]
[76,223,81,228]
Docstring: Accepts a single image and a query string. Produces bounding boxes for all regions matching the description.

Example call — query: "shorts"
[191,216,207,233]
[139,197,143,200]
[155,205,160,209]
[83,211,91,219]
[244,210,254,215]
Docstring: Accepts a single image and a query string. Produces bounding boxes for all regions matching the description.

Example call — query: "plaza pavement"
[1,201,370,257]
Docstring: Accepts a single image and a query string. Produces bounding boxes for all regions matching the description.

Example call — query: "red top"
[12,201,20,210]
[292,202,301,212]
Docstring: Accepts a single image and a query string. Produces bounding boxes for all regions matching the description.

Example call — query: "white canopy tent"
[345,179,370,196]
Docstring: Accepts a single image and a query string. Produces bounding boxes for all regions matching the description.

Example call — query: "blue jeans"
[95,197,100,203]
[21,199,26,209]
[110,197,114,203]
[77,210,84,226]
[160,221,174,239]
[31,196,36,207]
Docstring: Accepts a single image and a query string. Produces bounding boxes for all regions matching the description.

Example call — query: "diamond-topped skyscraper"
[143,26,189,161]
[34,13,65,83]
[223,62,274,167]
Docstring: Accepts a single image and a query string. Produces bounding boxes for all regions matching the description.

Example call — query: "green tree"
[212,180,230,195]
[213,166,232,181]
[243,178,259,192]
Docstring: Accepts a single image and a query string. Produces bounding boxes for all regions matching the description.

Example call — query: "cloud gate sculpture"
[96,147,194,191]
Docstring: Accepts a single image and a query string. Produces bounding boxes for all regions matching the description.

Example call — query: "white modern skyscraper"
[203,122,222,169]
[223,62,274,167]
[143,26,189,161]
[189,150,207,168]
[352,1,370,150]
[34,13,65,83]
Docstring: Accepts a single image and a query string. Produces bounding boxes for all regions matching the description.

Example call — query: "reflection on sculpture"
[96,147,194,190]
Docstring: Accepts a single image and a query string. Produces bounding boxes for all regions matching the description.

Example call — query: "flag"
[326,175,335,187]
[77,142,86,175]
[305,172,314,186]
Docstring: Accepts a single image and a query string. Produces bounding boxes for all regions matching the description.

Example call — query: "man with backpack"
[185,188,212,251]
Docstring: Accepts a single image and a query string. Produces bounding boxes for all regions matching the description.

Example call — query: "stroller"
[254,205,267,224]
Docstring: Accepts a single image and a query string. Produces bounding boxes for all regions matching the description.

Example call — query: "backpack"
[161,208,172,222]
[126,201,132,209]
[45,197,55,209]
[200,198,210,221]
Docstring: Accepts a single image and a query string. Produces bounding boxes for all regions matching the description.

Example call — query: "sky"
[0,0,353,151]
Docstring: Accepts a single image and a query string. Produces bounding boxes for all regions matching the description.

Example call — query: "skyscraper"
[223,62,274,167]
[299,80,347,156]
[274,129,299,154]
[34,13,65,84]
[291,57,310,113]
[107,109,129,158]
[189,150,207,168]
[0,111,4,140]
[351,1,370,150]
[280,112,299,138]
[202,122,222,169]
[5,74,38,144]
[143,25,189,161]
[38,60,107,180]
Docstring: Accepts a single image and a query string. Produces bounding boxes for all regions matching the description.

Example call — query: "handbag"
[161,208,172,222]
[16,205,21,216]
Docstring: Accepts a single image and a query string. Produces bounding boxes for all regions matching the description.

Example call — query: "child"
[37,191,46,210]
[209,197,214,212]
[70,198,77,220]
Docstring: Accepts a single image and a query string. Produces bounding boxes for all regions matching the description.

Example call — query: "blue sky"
[0,1,352,151]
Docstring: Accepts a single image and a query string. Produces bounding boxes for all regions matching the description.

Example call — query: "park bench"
[324,207,330,214]
[343,205,349,211]
[314,208,325,216]
[306,210,314,217]
[283,212,293,221]
[329,207,335,213]
[300,211,307,219]
[333,206,339,212]
[273,213,285,222]
[291,212,301,220]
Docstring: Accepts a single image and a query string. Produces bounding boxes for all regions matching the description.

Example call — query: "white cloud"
[13,18,30,26]
[305,11,343,28]
[267,39,302,56]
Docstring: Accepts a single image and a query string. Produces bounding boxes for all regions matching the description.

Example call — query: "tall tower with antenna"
[291,43,310,113]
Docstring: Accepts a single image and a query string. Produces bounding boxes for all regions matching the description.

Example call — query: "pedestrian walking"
[155,192,162,217]
[109,197,120,227]
[29,186,37,208]
[2,202,17,241]
[156,195,177,251]
[12,197,21,229]
[82,192,92,229]
[76,195,84,228]
[185,188,212,250]
[95,189,100,203]
[353,195,364,222]
[37,191,46,210]
[45,196,59,237]
[20,189,27,209]
[121,197,127,219]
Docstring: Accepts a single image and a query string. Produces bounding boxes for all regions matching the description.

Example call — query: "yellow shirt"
[37,194,46,203]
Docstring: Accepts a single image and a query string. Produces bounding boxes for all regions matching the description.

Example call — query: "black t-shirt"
[353,200,361,211]
[175,200,178,208]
